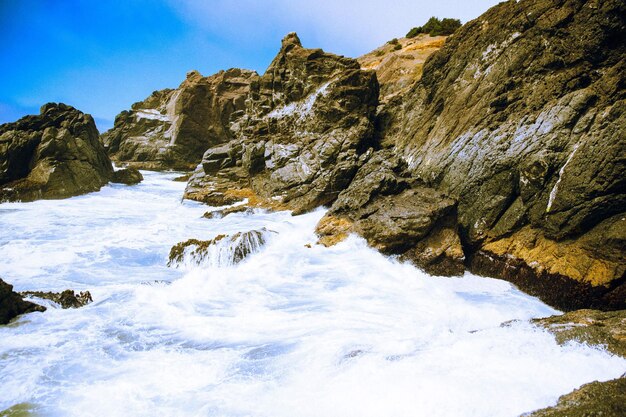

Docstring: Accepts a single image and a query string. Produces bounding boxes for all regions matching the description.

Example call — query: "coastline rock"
[524,309,626,416]
[524,377,626,417]
[20,289,93,309]
[318,0,626,306]
[533,309,626,357]
[316,150,465,275]
[0,278,45,324]
[111,167,144,185]
[168,228,276,268]
[0,103,114,202]
[184,32,379,213]
[102,68,258,170]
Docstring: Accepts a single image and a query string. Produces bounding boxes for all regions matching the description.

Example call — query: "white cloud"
[168,0,502,58]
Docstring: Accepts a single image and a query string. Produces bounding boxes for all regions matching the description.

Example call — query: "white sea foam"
[0,171,623,417]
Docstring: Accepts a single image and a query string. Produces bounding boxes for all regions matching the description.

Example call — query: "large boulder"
[184,33,379,213]
[102,68,258,170]
[319,0,626,308]
[0,278,45,324]
[0,103,114,202]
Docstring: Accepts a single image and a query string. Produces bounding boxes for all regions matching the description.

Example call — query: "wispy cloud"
[168,0,501,57]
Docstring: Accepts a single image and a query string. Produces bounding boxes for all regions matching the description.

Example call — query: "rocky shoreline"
[0,0,624,414]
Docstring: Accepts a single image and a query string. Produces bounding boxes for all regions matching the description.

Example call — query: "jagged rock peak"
[281,32,302,50]
[185,70,203,81]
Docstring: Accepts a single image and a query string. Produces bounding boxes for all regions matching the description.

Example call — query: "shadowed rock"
[111,167,143,185]
[0,278,45,324]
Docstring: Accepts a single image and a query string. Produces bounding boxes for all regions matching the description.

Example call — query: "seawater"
[0,171,624,417]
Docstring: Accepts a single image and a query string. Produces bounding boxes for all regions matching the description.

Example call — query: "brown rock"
[0,103,114,202]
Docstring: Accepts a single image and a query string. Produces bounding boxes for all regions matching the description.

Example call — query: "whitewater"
[0,171,624,417]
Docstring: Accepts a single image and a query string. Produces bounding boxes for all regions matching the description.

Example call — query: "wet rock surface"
[533,309,626,357]
[111,167,143,185]
[524,309,626,416]
[20,289,93,309]
[0,103,114,202]
[0,278,46,324]
[168,228,276,268]
[102,68,258,170]
[524,376,626,417]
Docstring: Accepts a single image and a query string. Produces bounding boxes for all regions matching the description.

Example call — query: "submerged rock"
[168,228,276,268]
[0,278,45,324]
[533,309,626,357]
[0,103,114,202]
[520,309,626,416]
[20,289,93,309]
[524,377,626,417]
[111,167,143,185]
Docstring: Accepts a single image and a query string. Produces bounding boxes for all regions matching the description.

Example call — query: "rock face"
[184,33,379,213]
[318,0,625,307]
[0,103,114,202]
[102,68,258,170]
[0,278,45,324]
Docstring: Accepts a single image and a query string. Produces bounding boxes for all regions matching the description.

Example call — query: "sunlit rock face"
[102,68,259,170]
[0,103,114,202]
[320,0,626,309]
[184,33,379,213]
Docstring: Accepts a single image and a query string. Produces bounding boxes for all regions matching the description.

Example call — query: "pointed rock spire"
[281,32,302,52]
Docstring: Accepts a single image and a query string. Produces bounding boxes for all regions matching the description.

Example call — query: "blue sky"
[0,0,501,132]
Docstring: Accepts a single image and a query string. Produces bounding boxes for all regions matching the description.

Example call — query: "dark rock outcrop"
[318,0,626,307]
[111,167,143,185]
[102,68,258,170]
[0,278,45,324]
[0,103,114,202]
[184,33,379,213]
[20,289,93,309]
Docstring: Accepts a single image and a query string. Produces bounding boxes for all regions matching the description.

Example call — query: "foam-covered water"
[0,171,624,417]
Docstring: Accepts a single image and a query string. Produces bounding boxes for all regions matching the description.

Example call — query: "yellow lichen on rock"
[315,214,354,247]
[482,227,623,287]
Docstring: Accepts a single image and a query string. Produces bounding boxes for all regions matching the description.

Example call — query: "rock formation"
[168,228,275,268]
[102,68,258,170]
[0,103,114,202]
[525,309,626,416]
[20,289,93,309]
[183,33,379,213]
[0,278,45,324]
[318,0,625,308]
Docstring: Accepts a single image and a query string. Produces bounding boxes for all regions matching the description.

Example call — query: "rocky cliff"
[318,0,625,310]
[102,68,258,170]
[183,33,379,213]
[0,103,115,202]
